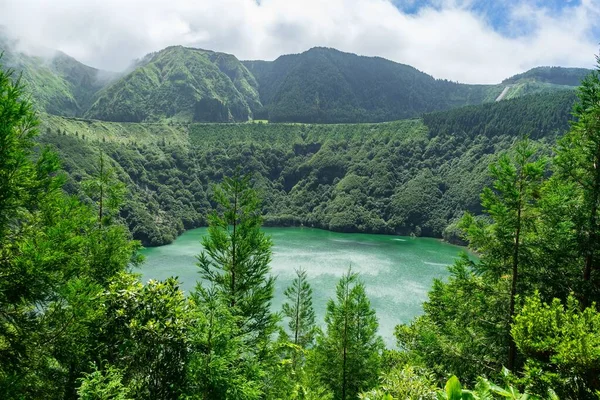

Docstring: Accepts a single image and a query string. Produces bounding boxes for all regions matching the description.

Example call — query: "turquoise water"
[139,227,468,345]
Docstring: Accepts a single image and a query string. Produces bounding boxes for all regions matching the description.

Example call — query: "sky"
[0,0,598,83]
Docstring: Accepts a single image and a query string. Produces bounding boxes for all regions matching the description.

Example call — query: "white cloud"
[0,0,598,83]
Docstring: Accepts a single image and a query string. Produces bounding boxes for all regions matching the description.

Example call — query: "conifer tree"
[281,268,316,381]
[462,139,546,370]
[186,286,262,400]
[313,270,383,400]
[555,57,600,306]
[282,268,316,350]
[82,152,126,226]
[196,171,276,348]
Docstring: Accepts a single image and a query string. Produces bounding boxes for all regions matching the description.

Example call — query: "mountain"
[0,35,117,116]
[1,40,588,124]
[243,47,503,123]
[85,46,262,122]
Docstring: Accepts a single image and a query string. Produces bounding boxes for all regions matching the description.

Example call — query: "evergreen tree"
[282,268,316,351]
[0,60,140,398]
[82,152,126,226]
[186,287,262,400]
[462,139,546,370]
[196,171,276,348]
[555,56,600,306]
[313,270,383,400]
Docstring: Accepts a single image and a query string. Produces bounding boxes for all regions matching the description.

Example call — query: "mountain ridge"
[0,38,591,124]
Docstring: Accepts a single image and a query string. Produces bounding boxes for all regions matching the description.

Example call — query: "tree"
[0,60,140,399]
[282,269,316,364]
[313,270,384,400]
[554,57,600,306]
[196,171,276,349]
[82,152,126,226]
[186,286,263,400]
[97,273,190,400]
[462,139,546,370]
[512,292,600,399]
[77,364,132,400]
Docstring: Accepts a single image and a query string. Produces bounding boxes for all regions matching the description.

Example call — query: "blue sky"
[1,0,599,83]
[394,0,589,34]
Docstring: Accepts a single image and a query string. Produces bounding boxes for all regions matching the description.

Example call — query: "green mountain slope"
[243,47,504,123]
[0,37,116,116]
[85,46,262,123]
[494,66,591,101]
[503,66,591,86]
[38,90,576,246]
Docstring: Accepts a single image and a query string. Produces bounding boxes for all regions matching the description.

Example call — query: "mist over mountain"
[0,34,118,116]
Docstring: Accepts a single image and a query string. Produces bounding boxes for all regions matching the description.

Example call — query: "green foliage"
[554,56,600,305]
[513,293,600,399]
[358,364,437,400]
[396,255,510,384]
[77,365,132,400]
[0,36,116,116]
[312,270,384,400]
[282,268,317,350]
[245,48,575,123]
[37,89,575,246]
[82,153,126,225]
[98,273,190,399]
[186,287,263,400]
[0,58,140,399]
[503,67,591,87]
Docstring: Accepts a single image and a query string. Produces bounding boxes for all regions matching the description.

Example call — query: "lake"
[139,227,468,345]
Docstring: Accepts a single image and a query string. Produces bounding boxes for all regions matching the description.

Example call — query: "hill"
[85,46,262,122]
[243,47,503,123]
[38,90,576,246]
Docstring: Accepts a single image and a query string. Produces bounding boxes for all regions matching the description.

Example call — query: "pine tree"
[82,153,126,226]
[282,268,316,350]
[555,57,600,306]
[462,139,546,370]
[196,171,276,348]
[186,286,262,400]
[281,268,316,379]
[313,270,383,400]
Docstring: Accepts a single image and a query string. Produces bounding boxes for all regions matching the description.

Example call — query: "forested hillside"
[85,46,262,123]
[39,90,576,246]
[243,47,503,123]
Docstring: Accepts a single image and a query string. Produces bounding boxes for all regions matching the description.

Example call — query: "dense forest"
[37,89,576,246]
[2,54,600,400]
